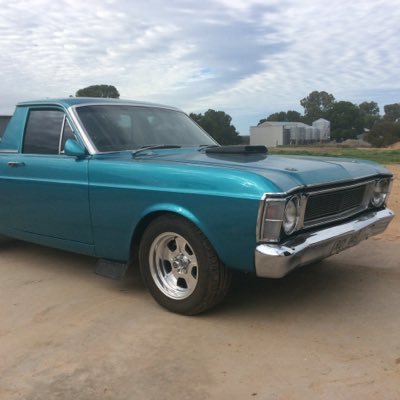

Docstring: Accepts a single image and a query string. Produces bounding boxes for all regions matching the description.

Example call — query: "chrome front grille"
[304,185,366,222]
[302,181,373,228]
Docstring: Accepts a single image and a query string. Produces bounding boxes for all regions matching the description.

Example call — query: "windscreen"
[75,105,216,152]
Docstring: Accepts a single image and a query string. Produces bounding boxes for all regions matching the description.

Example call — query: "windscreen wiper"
[198,144,220,151]
[132,144,181,157]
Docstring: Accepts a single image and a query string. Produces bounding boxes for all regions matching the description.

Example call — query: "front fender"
[132,197,260,272]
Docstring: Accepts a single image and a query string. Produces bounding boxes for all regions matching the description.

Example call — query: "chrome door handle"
[7,161,25,167]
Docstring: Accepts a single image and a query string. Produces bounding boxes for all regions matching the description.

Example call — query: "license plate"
[330,231,364,255]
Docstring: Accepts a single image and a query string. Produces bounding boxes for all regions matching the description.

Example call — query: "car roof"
[16,97,180,111]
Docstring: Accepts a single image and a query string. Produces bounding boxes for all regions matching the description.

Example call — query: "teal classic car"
[0,98,394,314]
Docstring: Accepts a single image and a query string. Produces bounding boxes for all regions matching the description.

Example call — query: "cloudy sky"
[1,0,399,134]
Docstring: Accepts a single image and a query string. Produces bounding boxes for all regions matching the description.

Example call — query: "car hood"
[138,149,390,192]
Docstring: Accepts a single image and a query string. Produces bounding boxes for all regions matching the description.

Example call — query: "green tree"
[258,110,302,125]
[75,84,120,98]
[190,109,241,145]
[266,111,287,122]
[258,118,268,125]
[359,101,380,129]
[383,103,400,122]
[365,121,400,147]
[300,91,335,123]
[286,110,303,122]
[327,101,363,141]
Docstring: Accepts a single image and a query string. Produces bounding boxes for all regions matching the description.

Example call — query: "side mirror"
[64,139,87,158]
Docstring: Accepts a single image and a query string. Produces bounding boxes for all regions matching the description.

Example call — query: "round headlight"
[283,197,299,234]
[370,180,389,208]
[370,191,386,207]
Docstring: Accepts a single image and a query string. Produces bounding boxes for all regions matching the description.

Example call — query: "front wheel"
[139,215,231,315]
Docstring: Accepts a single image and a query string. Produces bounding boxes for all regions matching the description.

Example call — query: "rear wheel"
[139,215,231,315]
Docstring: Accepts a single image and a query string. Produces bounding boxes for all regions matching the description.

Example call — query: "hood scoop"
[205,145,268,155]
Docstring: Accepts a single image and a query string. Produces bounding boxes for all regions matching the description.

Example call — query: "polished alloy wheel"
[149,232,199,300]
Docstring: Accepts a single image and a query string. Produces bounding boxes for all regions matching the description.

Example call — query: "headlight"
[283,196,299,234]
[260,199,286,242]
[370,179,391,208]
[258,195,301,242]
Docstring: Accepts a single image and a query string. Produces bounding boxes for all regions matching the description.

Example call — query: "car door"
[1,107,93,244]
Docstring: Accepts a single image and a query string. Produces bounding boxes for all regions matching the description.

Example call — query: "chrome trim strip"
[305,179,375,196]
[262,178,380,199]
[255,208,394,278]
[70,101,179,111]
[297,194,308,230]
[258,198,286,243]
[0,149,18,153]
[67,106,97,155]
[58,115,66,154]
[17,99,180,111]
[256,194,267,242]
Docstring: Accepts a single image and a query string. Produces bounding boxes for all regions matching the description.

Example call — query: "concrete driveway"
[1,238,399,399]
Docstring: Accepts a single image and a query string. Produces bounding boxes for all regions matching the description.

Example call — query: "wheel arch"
[128,204,211,265]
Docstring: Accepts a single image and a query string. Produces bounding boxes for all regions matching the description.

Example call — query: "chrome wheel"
[140,215,232,314]
[149,232,199,300]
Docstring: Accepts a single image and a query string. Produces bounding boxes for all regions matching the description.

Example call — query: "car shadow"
[2,240,398,320]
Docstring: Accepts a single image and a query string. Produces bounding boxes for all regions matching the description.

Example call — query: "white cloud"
[0,0,399,133]
[182,0,400,130]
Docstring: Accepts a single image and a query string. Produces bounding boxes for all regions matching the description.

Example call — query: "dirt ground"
[0,165,399,400]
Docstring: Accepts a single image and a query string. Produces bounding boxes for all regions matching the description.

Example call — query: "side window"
[23,109,64,154]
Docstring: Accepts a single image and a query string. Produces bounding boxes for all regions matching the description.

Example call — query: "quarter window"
[60,119,77,153]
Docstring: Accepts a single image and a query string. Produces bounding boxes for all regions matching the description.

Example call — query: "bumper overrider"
[255,208,394,278]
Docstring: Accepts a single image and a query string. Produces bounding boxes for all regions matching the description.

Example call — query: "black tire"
[139,214,231,315]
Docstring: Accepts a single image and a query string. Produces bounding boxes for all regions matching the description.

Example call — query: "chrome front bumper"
[255,208,394,278]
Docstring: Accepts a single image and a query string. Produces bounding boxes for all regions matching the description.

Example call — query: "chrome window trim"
[58,115,66,155]
[70,101,179,111]
[67,106,97,155]
[58,117,76,155]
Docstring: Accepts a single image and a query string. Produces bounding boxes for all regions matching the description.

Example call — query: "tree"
[383,103,400,122]
[258,110,302,125]
[327,101,363,141]
[267,111,287,122]
[190,109,241,145]
[266,111,287,122]
[258,118,267,125]
[359,101,379,116]
[75,84,120,98]
[365,121,400,147]
[286,110,303,122]
[359,101,380,129]
[300,91,335,123]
